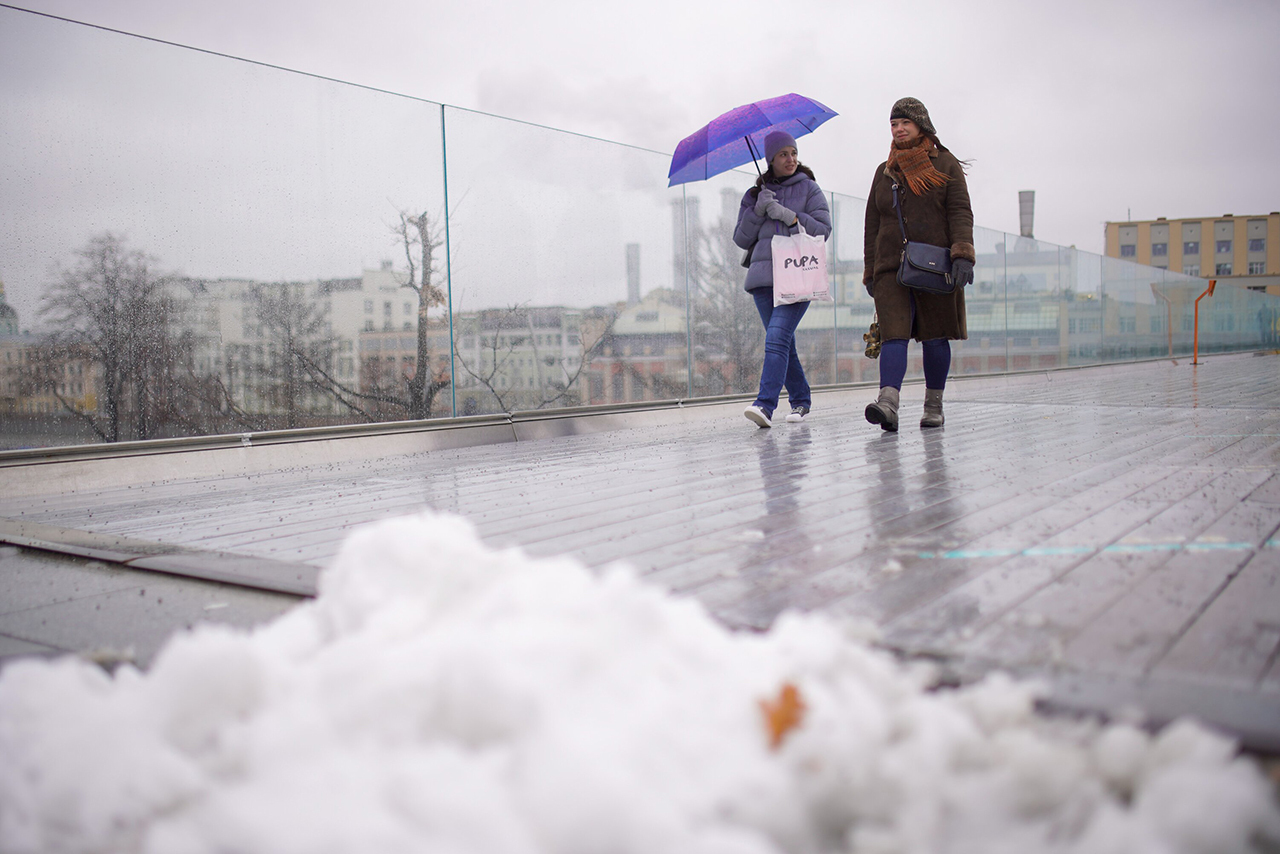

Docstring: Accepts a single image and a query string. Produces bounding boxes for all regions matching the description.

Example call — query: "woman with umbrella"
[734,130,832,427]
[863,97,975,431]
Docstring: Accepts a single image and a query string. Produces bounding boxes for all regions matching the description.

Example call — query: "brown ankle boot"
[920,387,944,428]
[865,386,900,432]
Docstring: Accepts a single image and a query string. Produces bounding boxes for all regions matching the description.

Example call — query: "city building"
[1104,213,1280,294]
[451,305,593,414]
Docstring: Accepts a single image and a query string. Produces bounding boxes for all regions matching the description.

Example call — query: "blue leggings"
[880,338,951,390]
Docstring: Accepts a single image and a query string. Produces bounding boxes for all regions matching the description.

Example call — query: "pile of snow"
[1,511,1277,854]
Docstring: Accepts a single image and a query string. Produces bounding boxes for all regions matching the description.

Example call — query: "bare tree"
[392,209,450,419]
[249,208,451,425]
[36,233,175,441]
[694,210,762,395]
[241,282,337,430]
[452,305,613,413]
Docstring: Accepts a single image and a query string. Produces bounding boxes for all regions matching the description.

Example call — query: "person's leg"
[921,338,951,389]
[782,328,811,411]
[866,338,906,431]
[920,338,951,428]
[878,339,908,390]
[751,290,809,416]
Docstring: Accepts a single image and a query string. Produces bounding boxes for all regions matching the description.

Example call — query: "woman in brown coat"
[863,97,975,431]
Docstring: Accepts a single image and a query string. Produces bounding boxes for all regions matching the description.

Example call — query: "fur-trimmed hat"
[890,97,935,135]
[764,130,797,163]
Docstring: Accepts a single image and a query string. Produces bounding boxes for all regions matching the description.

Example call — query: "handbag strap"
[891,182,910,247]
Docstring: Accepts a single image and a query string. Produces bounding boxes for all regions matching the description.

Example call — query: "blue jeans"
[751,289,811,416]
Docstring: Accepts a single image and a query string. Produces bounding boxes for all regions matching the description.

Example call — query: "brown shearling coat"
[863,147,975,342]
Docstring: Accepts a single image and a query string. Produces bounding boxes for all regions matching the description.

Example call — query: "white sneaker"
[785,405,810,423]
[744,405,772,428]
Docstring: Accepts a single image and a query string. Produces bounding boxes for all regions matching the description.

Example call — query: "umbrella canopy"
[667,93,838,187]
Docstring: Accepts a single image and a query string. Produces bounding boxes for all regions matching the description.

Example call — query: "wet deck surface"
[3,352,1279,749]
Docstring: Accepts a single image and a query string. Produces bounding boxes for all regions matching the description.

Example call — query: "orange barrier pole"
[1192,279,1217,365]
[1150,282,1173,358]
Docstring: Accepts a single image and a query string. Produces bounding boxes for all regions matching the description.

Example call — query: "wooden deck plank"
[1155,546,1280,688]
[1061,484,1280,677]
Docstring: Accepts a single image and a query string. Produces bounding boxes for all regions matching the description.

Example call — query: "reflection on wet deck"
[2,352,1279,749]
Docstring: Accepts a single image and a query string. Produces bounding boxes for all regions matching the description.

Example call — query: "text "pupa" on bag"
[783,255,821,270]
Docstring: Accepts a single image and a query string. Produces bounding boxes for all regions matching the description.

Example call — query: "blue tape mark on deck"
[1023,546,1096,557]
[923,541,1260,560]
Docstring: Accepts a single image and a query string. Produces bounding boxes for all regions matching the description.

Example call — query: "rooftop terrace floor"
[3,351,1279,750]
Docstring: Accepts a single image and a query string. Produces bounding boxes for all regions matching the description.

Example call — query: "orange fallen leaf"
[759,682,806,750]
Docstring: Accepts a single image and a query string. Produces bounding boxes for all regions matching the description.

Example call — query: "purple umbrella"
[667,93,838,187]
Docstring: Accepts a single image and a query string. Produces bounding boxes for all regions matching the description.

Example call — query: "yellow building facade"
[1104,212,1280,295]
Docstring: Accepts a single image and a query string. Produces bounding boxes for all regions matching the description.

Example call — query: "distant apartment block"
[1104,212,1280,294]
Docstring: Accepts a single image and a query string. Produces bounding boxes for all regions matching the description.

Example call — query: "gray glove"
[952,259,974,287]
[765,200,796,224]
[753,188,775,216]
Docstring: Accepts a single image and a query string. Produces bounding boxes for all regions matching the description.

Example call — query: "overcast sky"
[2,0,1277,325]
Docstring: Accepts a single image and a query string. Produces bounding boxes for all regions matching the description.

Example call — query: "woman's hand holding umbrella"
[753,188,775,216]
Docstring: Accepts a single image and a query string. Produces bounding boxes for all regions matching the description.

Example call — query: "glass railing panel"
[440,107,677,414]
[827,192,875,386]
[0,8,447,447]
[677,168,771,399]
[1057,247,1102,367]
[996,231,1074,372]
[963,225,1010,375]
[1099,254,1146,363]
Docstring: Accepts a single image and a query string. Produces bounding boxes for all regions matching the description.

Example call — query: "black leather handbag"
[892,182,954,294]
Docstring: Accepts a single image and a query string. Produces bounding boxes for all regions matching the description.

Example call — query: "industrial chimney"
[1019,190,1035,238]
[626,243,641,305]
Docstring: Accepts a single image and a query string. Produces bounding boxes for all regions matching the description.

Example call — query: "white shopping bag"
[770,223,831,306]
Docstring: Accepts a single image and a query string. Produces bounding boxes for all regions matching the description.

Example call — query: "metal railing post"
[1192,279,1217,365]
[441,104,457,417]
[683,186,694,399]
[1150,282,1172,358]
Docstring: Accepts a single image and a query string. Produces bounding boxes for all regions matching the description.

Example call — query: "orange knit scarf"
[886,136,950,196]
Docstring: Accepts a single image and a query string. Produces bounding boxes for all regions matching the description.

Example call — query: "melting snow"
[1,512,1277,853]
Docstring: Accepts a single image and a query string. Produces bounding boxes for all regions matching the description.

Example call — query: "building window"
[364,300,373,313]
[1183,265,1199,276]
[1216,240,1232,254]
[1248,261,1265,275]
[1216,262,1233,276]
[1151,243,1168,256]
[1183,241,1199,255]
[1249,238,1266,252]
[1119,244,1136,257]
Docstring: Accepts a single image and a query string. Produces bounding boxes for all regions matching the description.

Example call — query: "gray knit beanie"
[890,97,935,135]
[764,130,797,163]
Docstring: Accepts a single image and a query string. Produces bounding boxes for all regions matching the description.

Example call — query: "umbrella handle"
[744,135,763,177]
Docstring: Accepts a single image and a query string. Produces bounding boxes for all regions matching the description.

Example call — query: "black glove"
[863,278,874,297]
[952,259,974,287]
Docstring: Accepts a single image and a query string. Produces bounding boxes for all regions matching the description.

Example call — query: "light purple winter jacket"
[732,171,832,292]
